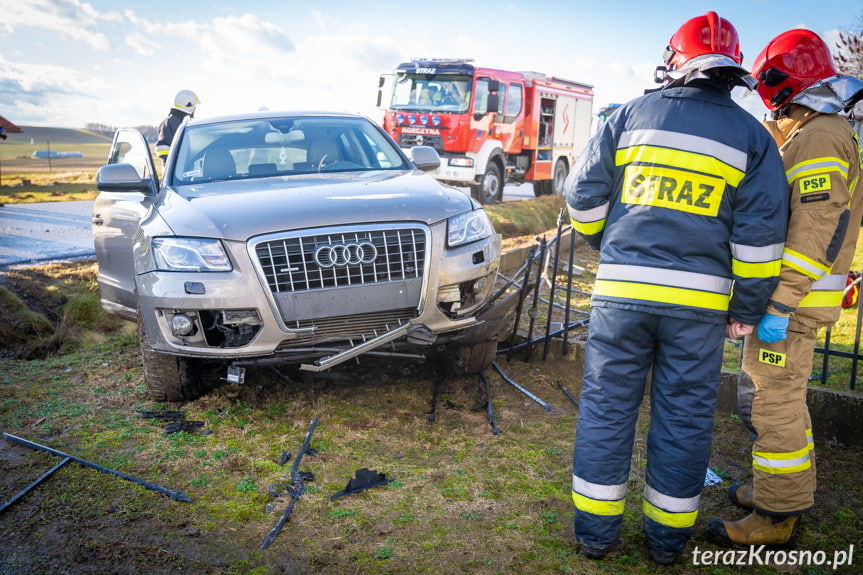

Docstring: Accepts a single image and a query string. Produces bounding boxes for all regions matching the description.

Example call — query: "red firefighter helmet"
[664,11,743,72]
[843,271,861,308]
[752,29,839,110]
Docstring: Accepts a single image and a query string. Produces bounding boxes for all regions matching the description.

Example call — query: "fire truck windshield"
[390,75,472,113]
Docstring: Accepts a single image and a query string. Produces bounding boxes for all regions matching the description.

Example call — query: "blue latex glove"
[757,313,789,343]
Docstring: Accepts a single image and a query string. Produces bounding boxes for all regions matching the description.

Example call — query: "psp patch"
[758,348,786,368]
[799,174,832,194]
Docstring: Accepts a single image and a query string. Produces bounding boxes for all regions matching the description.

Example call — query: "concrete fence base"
[718,370,863,448]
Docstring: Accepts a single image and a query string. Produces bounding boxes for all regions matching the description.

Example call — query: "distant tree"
[84,122,117,138]
[135,125,158,143]
[84,122,157,143]
[834,16,863,78]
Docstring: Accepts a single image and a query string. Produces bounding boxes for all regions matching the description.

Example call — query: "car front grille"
[254,227,427,294]
[277,308,417,347]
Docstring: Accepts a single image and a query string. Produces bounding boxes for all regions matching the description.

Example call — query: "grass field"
[0,125,113,178]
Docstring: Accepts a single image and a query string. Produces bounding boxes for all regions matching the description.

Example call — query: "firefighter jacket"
[156,109,188,163]
[565,80,789,325]
[764,106,863,326]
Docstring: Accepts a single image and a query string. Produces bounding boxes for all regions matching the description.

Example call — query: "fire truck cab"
[379,58,594,204]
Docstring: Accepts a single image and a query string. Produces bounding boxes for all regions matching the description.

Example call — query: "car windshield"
[171,116,409,184]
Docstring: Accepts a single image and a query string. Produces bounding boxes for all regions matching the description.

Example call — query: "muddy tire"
[471,161,502,204]
[451,339,499,374]
[138,319,204,402]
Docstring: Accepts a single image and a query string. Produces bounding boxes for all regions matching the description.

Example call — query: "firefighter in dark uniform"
[565,12,789,565]
[156,89,201,165]
[708,29,863,548]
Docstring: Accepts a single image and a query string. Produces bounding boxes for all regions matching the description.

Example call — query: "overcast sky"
[0,0,860,129]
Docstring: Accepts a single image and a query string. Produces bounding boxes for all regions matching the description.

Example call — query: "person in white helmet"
[156,89,201,165]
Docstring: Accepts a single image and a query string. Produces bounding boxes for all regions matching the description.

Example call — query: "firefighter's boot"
[727,482,754,509]
[706,511,800,548]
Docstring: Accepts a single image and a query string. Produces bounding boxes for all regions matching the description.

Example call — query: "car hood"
[156,170,475,241]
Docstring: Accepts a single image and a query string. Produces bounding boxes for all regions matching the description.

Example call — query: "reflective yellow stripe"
[806,428,814,450]
[644,485,700,512]
[786,157,849,186]
[598,264,731,293]
[568,202,609,223]
[572,491,625,516]
[732,258,782,279]
[643,500,698,528]
[594,279,730,311]
[782,247,830,280]
[571,217,606,236]
[618,129,748,171]
[752,445,812,475]
[798,290,843,308]
[754,459,812,474]
[811,274,847,290]
[616,145,745,187]
[731,242,785,264]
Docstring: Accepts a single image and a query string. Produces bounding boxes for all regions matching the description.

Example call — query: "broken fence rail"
[0,433,191,517]
[260,417,319,550]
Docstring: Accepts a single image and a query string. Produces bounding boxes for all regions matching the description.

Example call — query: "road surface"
[0,201,96,267]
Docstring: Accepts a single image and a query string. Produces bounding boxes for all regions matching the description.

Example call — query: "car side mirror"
[410,146,441,172]
[96,163,153,193]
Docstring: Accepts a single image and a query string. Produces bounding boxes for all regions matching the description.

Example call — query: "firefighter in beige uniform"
[708,29,863,547]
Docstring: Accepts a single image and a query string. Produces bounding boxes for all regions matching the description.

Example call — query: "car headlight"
[447,209,494,247]
[152,237,232,272]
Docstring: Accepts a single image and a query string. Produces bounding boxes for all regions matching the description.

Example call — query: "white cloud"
[0,0,120,50]
[198,14,296,72]
[125,32,159,57]
[0,54,103,126]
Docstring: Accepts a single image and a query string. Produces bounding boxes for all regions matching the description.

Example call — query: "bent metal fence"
[497,209,863,392]
[496,209,591,363]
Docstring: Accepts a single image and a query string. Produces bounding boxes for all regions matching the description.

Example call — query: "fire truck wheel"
[551,159,569,195]
[533,180,552,196]
[471,162,502,204]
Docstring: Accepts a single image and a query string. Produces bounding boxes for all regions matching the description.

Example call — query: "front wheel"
[450,339,499,374]
[471,162,502,204]
[139,318,205,402]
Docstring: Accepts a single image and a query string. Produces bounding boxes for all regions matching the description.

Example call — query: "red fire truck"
[378,58,594,204]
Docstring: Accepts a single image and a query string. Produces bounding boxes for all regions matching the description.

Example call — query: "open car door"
[91,128,159,321]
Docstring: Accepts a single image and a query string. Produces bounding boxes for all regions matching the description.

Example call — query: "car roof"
[186,110,369,127]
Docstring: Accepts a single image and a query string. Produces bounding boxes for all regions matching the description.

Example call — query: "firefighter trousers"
[737,316,817,515]
[572,306,725,556]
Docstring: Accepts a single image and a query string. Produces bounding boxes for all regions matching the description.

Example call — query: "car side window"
[108,129,155,181]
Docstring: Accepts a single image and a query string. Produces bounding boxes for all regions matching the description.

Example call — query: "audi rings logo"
[314,242,378,268]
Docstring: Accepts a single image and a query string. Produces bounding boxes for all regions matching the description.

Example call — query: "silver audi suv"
[93,111,508,401]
